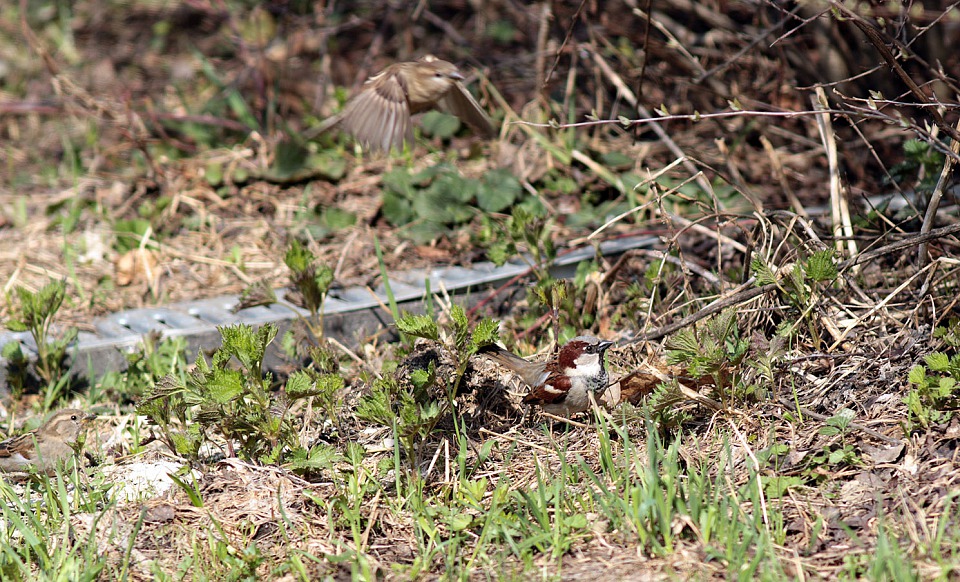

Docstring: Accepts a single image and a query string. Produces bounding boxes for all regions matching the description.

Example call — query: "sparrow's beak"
[83,413,97,423]
[599,340,615,351]
[449,71,465,81]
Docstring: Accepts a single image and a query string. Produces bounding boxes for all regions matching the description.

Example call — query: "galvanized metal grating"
[0,235,658,387]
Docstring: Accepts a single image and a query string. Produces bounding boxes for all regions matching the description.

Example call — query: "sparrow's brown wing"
[439,82,496,138]
[0,433,38,471]
[522,368,571,406]
[338,72,414,152]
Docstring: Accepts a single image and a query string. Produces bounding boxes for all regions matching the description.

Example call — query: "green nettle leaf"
[313,264,335,295]
[291,443,341,471]
[904,390,923,416]
[284,371,315,398]
[451,305,469,351]
[170,432,200,457]
[486,241,515,266]
[477,169,522,212]
[307,151,348,181]
[421,110,462,138]
[396,313,439,340]
[284,240,314,274]
[665,328,700,360]
[4,321,27,333]
[219,325,255,368]
[382,190,415,225]
[205,370,244,404]
[470,319,501,351]
[805,250,838,282]
[256,324,278,352]
[925,353,950,371]
[409,368,432,390]
[320,207,356,231]
[751,257,777,286]
[383,168,417,197]
[903,139,926,156]
[315,373,345,395]
[356,383,393,425]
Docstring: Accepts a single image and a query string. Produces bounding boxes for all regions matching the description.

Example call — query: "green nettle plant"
[3,280,78,404]
[138,323,343,470]
[381,162,524,244]
[240,239,337,360]
[904,351,960,430]
[887,139,945,209]
[284,239,335,329]
[482,205,555,279]
[356,305,500,466]
[664,309,750,410]
[751,249,838,349]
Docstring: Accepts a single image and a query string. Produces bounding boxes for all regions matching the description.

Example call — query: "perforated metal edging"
[0,235,658,388]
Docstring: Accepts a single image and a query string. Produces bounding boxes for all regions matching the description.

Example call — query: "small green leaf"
[5,321,28,333]
[306,151,347,181]
[382,189,414,226]
[267,139,310,181]
[205,370,244,404]
[204,162,224,186]
[396,313,439,340]
[284,371,315,398]
[421,110,462,139]
[448,513,473,531]
[925,352,950,371]
[566,514,587,529]
[451,305,469,351]
[477,169,522,212]
[320,207,356,231]
[284,240,315,273]
[470,319,501,352]
[290,443,340,471]
[805,250,837,282]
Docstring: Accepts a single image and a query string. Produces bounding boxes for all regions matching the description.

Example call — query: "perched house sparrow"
[484,336,615,417]
[311,55,496,152]
[0,409,96,474]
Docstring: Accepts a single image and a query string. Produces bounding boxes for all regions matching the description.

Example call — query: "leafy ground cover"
[2,1,960,579]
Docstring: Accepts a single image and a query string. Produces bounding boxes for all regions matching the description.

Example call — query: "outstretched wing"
[439,82,496,138]
[338,72,414,152]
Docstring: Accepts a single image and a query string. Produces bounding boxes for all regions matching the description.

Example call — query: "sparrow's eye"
[71,415,78,421]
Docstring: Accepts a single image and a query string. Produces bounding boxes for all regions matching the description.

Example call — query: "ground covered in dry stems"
[3,1,960,580]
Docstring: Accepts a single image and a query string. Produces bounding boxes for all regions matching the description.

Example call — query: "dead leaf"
[115,248,160,287]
